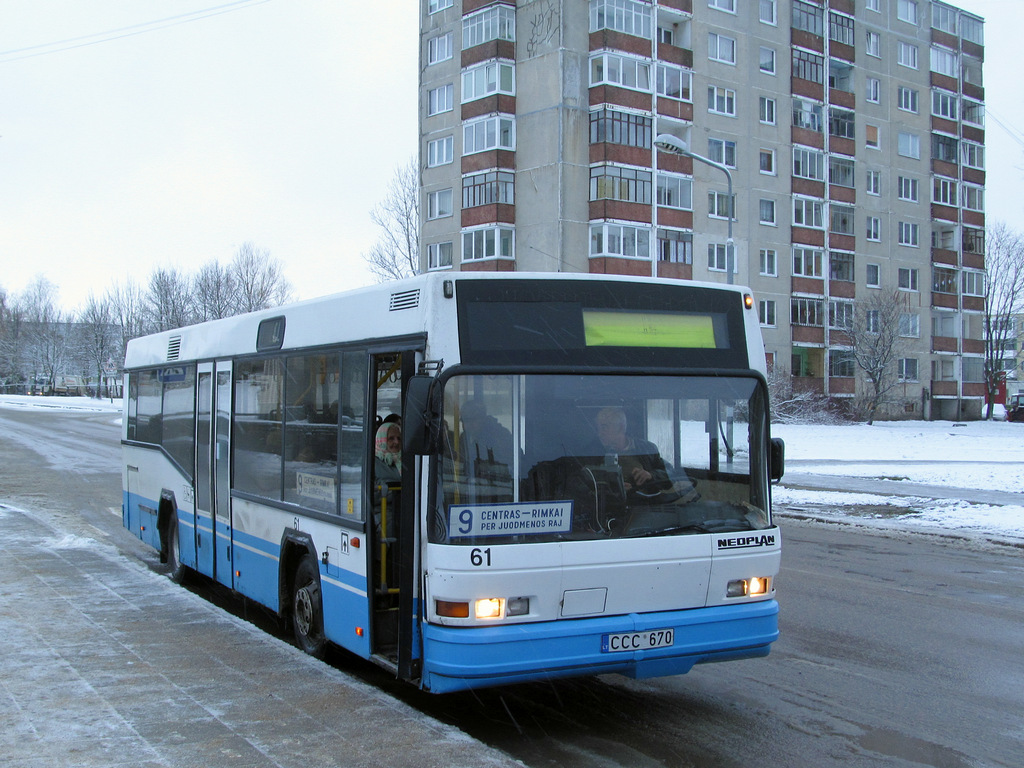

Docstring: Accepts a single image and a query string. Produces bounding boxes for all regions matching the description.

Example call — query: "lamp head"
[654,133,689,156]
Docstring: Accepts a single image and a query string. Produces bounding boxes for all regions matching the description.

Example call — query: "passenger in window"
[374,422,402,488]
[594,407,671,494]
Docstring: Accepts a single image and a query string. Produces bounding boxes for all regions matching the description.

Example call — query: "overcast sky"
[1,0,1021,313]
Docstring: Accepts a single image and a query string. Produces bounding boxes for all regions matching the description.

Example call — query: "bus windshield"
[431,374,771,544]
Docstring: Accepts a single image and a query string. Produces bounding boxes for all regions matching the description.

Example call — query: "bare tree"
[107,279,148,361]
[230,242,292,313]
[17,276,65,392]
[193,260,237,322]
[982,222,1024,419]
[77,293,116,398]
[839,289,909,425]
[363,158,420,281]
[146,267,195,331]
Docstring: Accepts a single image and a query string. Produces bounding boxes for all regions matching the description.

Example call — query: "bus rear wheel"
[292,555,327,659]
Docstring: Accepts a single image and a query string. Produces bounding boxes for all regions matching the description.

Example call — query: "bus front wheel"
[292,555,327,659]
[166,514,187,584]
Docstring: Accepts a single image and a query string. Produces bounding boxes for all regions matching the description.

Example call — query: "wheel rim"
[170,522,180,566]
[295,584,314,637]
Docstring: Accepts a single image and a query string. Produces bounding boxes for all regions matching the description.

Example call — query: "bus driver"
[594,407,671,494]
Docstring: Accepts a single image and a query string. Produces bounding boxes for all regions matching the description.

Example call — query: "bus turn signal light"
[727,577,771,598]
[436,600,469,618]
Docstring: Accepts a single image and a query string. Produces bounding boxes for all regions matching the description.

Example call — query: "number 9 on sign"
[458,509,473,535]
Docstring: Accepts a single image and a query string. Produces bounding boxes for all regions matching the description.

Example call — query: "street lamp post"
[654,133,734,284]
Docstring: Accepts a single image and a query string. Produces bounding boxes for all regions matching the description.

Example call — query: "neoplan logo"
[716,534,777,550]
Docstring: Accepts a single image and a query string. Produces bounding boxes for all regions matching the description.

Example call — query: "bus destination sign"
[448,501,573,538]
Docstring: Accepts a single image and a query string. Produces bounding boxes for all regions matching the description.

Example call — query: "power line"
[986,107,1024,152]
[0,0,273,64]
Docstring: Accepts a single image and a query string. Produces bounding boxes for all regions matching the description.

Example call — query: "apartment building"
[418,0,986,419]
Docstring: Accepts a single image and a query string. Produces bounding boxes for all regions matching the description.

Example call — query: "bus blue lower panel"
[421,600,778,694]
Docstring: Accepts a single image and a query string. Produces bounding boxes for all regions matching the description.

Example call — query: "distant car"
[1008,393,1024,423]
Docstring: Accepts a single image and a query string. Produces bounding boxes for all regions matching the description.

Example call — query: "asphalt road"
[1,404,1021,767]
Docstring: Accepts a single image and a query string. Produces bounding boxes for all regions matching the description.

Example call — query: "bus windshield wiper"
[627,523,712,538]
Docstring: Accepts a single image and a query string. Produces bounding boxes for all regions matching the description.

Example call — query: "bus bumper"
[420,600,778,693]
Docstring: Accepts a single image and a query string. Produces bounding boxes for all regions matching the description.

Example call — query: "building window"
[962,100,984,126]
[657,229,693,263]
[829,301,855,330]
[759,96,776,125]
[428,32,453,65]
[462,60,515,103]
[830,206,855,236]
[866,124,880,149]
[897,41,919,69]
[708,138,736,168]
[463,170,514,208]
[590,165,653,204]
[760,0,776,25]
[898,132,920,159]
[963,227,985,255]
[792,1,824,36]
[708,191,736,220]
[899,313,920,339]
[829,108,855,139]
[866,216,881,242]
[932,133,959,163]
[932,90,958,120]
[792,298,824,327]
[709,0,736,12]
[463,5,515,50]
[830,252,855,282]
[961,142,985,170]
[829,156,854,188]
[759,199,776,225]
[462,114,515,155]
[709,32,737,64]
[759,299,777,327]
[793,198,823,229]
[930,46,958,78]
[793,247,824,278]
[426,136,454,167]
[829,12,854,46]
[463,226,514,261]
[898,222,919,247]
[897,176,919,203]
[962,270,986,297]
[590,52,652,92]
[429,0,453,13]
[961,15,983,45]
[866,169,880,195]
[759,46,776,73]
[829,59,853,92]
[427,84,453,116]
[793,147,825,181]
[898,87,919,113]
[656,62,693,101]
[932,4,956,33]
[792,49,824,84]
[590,108,652,148]
[656,173,693,210]
[830,349,856,377]
[707,243,736,272]
[866,77,880,103]
[898,267,919,291]
[426,189,453,220]
[708,85,737,116]
[760,149,775,175]
[866,263,880,287]
[792,98,823,132]
[760,248,778,277]
[590,0,653,38]
[590,222,651,259]
[898,358,919,382]
[962,185,985,212]
[658,26,674,45]
[866,31,881,58]
[427,242,453,270]
[933,177,957,206]
[897,0,918,25]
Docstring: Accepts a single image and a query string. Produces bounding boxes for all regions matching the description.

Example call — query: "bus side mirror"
[770,437,785,481]
[404,375,437,455]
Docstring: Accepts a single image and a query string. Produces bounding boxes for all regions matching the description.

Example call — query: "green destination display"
[583,310,719,348]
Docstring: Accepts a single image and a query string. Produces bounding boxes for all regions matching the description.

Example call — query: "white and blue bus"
[122,273,784,693]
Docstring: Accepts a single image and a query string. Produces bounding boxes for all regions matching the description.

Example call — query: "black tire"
[166,514,187,584]
[292,555,327,659]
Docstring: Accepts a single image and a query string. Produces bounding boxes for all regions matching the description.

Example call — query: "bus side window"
[339,350,367,522]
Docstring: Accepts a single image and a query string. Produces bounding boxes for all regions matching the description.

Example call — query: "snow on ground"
[2,394,1021,544]
[772,420,1024,544]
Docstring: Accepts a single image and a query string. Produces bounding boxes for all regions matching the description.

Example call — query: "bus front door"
[194,364,215,577]
[213,361,234,588]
